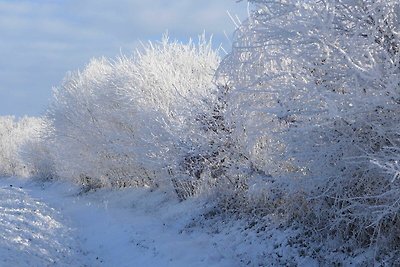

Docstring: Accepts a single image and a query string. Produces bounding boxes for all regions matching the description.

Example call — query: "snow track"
[0,178,236,267]
[0,181,80,267]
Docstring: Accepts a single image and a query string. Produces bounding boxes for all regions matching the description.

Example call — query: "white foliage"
[218,0,400,180]
[21,118,56,180]
[0,116,48,177]
[48,35,220,190]
[216,0,400,263]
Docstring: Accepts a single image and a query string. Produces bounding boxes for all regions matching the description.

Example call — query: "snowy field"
[0,177,244,267]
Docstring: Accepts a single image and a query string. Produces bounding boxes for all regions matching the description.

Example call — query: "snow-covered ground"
[0,178,79,266]
[1,176,367,267]
[0,177,242,267]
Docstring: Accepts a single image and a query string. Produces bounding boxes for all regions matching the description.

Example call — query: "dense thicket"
[216,0,400,264]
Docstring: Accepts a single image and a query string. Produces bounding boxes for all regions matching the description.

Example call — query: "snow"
[0,179,79,266]
[0,177,373,266]
[0,177,238,267]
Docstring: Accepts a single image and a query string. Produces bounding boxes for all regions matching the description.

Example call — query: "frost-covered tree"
[216,0,399,263]
[48,35,221,193]
[219,0,399,178]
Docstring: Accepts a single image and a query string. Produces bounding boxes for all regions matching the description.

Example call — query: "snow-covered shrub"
[20,118,57,180]
[216,0,399,263]
[219,0,399,178]
[119,35,222,195]
[48,35,221,193]
[0,116,49,177]
[47,57,135,188]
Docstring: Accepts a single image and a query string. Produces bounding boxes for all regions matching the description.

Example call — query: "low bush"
[0,116,50,177]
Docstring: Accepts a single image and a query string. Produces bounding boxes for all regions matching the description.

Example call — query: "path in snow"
[0,180,80,266]
[0,178,237,267]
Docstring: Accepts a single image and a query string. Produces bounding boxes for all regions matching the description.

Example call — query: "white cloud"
[0,0,248,116]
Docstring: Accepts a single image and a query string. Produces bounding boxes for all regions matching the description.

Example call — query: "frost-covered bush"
[20,118,57,180]
[219,0,399,178]
[0,116,49,177]
[119,35,223,194]
[48,35,221,192]
[216,0,400,263]
[47,57,138,188]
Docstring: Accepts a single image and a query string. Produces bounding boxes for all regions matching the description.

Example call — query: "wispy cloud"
[0,0,247,117]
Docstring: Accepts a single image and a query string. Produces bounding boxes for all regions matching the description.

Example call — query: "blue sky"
[0,0,248,117]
